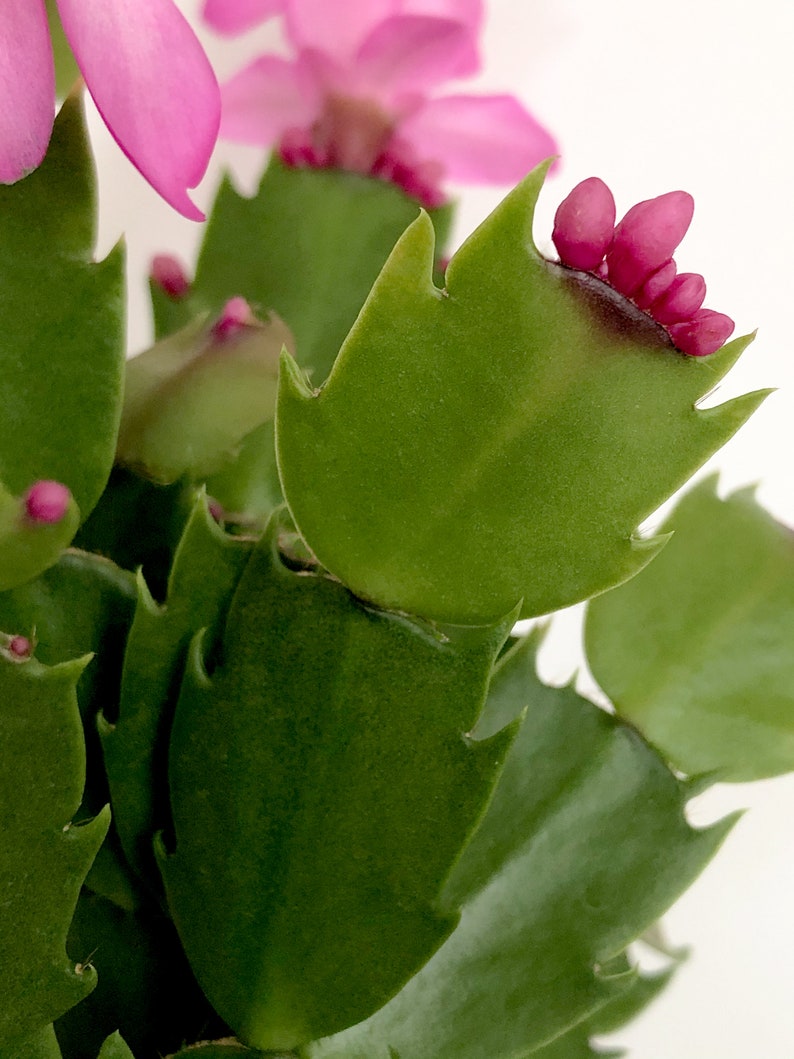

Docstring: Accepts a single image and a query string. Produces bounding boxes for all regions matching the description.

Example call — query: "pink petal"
[56,0,220,220]
[668,309,734,357]
[399,0,483,35]
[219,54,319,145]
[356,14,480,96]
[606,190,694,297]
[552,177,616,272]
[400,94,558,183]
[203,0,285,35]
[634,259,676,310]
[0,0,55,183]
[286,0,397,61]
[651,272,706,324]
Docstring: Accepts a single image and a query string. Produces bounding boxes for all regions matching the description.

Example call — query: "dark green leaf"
[160,517,515,1051]
[585,475,794,782]
[308,634,730,1059]
[277,163,765,624]
[102,493,252,890]
[0,652,109,1050]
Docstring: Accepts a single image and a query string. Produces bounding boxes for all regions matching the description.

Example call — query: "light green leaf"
[276,163,765,624]
[102,492,252,891]
[96,1032,134,1059]
[6,1025,63,1059]
[585,475,794,782]
[118,311,290,485]
[153,157,451,385]
[0,651,109,1051]
[308,634,730,1059]
[160,516,515,1051]
[0,91,124,521]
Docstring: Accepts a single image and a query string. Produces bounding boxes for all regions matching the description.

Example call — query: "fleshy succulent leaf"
[0,481,80,592]
[159,514,516,1051]
[96,1031,135,1059]
[308,632,730,1059]
[101,491,252,892]
[276,162,765,624]
[117,309,291,485]
[0,92,124,529]
[152,157,452,384]
[0,649,109,1051]
[585,475,794,782]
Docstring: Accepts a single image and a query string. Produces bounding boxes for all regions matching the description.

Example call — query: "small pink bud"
[651,272,707,324]
[24,480,71,524]
[8,635,32,659]
[606,191,694,296]
[634,260,677,310]
[668,309,735,357]
[207,498,225,523]
[552,177,616,272]
[212,297,255,341]
[151,254,191,300]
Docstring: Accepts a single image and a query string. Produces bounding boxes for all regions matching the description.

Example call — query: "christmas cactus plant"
[0,2,791,1058]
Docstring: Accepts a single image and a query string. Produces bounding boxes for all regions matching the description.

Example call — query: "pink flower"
[0,0,221,220]
[204,0,557,206]
[552,178,735,357]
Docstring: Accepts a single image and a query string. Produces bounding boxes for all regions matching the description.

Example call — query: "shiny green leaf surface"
[277,164,764,624]
[102,493,252,891]
[586,476,794,782]
[0,651,109,1051]
[309,634,729,1059]
[160,518,515,1051]
[154,157,451,384]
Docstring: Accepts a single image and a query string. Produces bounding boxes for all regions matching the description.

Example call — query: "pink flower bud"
[7,635,32,659]
[552,177,616,272]
[212,297,255,341]
[651,272,707,324]
[208,498,225,523]
[606,191,694,296]
[150,254,191,299]
[633,260,677,310]
[24,480,71,524]
[668,309,735,357]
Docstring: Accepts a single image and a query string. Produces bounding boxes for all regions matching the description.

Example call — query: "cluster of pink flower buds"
[552,178,734,357]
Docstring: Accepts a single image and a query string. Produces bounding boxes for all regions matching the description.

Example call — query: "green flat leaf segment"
[0,651,109,1051]
[160,517,516,1051]
[96,1032,135,1059]
[102,492,252,891]
[277,162,765,624]
[586,475,794,782]
[154,157,451,386]
[0,92,124,524]
[310,635,730,1059]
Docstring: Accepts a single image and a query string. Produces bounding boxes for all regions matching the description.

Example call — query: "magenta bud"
[7,635,32,659]
[606,191,695,296]
[24,480,71,524]
[212,297,255,341]
[552,177,617,272]
[207,498,225,523]
[151,254,191,300]
[634,260,677,310]
[668,308,735,357]
[651,272,707,324]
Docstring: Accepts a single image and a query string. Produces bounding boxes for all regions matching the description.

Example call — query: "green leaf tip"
[586,475,794,782]
[0,481,80,592]
[277,163,762,624]
[161,516,517,1051]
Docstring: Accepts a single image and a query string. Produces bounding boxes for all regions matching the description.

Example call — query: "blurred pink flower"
[204,0,557,206]
[552,178,734,357]
[0,0,221,220]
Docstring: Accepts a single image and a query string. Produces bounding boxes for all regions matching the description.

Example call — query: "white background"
[87,2,794,1055]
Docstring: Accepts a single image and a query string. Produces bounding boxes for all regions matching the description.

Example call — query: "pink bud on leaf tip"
[151,255,191,299]
[668,309,735,357]
[213,297,255,341]
[606,191,694,297]
[651,272,707,324]
[24,480,71,524]
[634,260,677,310]
[8,635,32,659]
[552,177,616,272]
